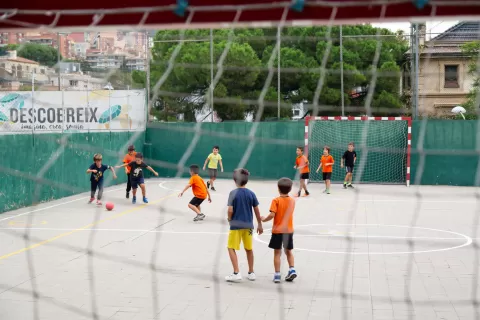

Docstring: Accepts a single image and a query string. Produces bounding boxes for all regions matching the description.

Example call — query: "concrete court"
[0,178,480,320]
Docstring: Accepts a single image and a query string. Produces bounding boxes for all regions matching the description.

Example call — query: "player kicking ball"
[341,142,357,189]
[87,153,117,205]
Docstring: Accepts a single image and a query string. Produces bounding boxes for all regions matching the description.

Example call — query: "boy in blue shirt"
[225,168,263,282]
[87,153,117,205]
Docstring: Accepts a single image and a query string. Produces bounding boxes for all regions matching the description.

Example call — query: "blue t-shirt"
[89,164,110,182]
[227,188,259,230]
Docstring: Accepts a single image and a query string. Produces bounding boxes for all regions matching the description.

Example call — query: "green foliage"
[0,44,19,56]
[461,41,480,119]
[149,25,408,122]
[17,43,62,67]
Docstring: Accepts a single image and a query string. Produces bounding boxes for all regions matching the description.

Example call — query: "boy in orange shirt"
[261,177,297,283]
[179,164,212,221]
[123,145,137,199]
[316,146,334,194]
[294,146,310,197]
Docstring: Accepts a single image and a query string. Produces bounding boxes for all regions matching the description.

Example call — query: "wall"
[410,120,479,186]
[144,122,304,180]
[0,132,144,213]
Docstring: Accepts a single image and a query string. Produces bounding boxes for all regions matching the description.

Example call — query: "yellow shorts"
[227,229,253,251]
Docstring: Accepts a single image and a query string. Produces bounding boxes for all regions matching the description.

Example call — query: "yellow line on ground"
[0,193,176,261]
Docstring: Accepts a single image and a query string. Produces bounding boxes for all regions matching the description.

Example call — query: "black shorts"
[300,172,309,180]
[189,197,205,207]
[345,166,354,173]
[131,178,145,189]
[208,168,218,178]
[322,172,332,180]
[268,233,294,250]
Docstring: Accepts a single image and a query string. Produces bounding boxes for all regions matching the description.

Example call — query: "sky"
[372,21,458,39]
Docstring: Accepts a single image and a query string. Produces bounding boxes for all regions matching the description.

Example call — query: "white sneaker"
[247,272,256,281]
[225,273,242,282]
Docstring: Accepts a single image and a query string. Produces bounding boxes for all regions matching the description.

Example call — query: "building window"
[444,65,459,88]
[69,80,78,86]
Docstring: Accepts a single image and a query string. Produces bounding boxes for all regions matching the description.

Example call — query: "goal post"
[305,116,412,187]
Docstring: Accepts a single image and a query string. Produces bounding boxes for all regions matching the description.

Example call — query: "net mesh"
[0,1,480,320]
[308,118,409,184]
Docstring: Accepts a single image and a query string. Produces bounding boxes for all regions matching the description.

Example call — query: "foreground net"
[1,1,480,320]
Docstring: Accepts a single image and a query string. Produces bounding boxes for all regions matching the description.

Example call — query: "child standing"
[123,145,137,199]
[225,168,263,282]
[261,177,297,283]
[202,145,223,191]
[341,142,357,189]
[294,146,310,197]
[115,153,158,204]
[316,146,334,194]
[178,164,212,222]
[87,153,117,205]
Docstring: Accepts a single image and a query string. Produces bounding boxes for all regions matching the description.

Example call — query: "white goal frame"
[304,116,412,187]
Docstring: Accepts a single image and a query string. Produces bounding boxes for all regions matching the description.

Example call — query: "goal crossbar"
[305,116,412,187]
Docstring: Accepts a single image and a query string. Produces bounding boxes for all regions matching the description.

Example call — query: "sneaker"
[132,196,136,204]
[273,274,281,283]
[96,200,102,206]
[304,190,310,196]
[322,189,327,194]
[88,197,95,204]
[343,184,347,189]
[247,272,256,281]
[225,273,242,282]
[143,197,148,203]
[193,213,206,222]
[348,184,354,189]
[211,187,216,191]
[297,191,301,197]
[126,192,130,199]
[327,190,330,194]
[207,181,210,189]
[285,269,297,282]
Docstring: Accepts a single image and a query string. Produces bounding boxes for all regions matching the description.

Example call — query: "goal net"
[306,116,411,185]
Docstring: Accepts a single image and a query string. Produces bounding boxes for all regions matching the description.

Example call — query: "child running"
[316,146,334,194]
[225,168,263,282]
[202,145,223,191]
[87,153,117,205]
[178,164,212,221]
[123,145,137,199]
[115,153,158,204]
[294,146,310,197]
[341,142,357,189]
[261,177,297,283]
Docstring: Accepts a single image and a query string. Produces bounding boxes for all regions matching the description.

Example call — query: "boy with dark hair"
[294,146,310,197]
[123,145,137,198]
[316,146,334,194]
[179,164,212,221]
[203,145,223,191]
[341,142,357,189]
[225,168,263,282]
[87,153,117,205]
[115,153,158,204]
[261,177,297,283]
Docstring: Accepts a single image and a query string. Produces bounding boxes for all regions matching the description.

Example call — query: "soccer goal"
[305,116,412,186]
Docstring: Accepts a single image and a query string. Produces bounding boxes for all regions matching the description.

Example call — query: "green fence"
[410,120,479,186]
[0,132,144,213]
[144,122,304,180]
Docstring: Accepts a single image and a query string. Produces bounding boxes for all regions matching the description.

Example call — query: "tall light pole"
[145,31,151,121]
[277,25,281,119]
[57,32,61,90]
[340,25,345,116]
[210,29,214,122]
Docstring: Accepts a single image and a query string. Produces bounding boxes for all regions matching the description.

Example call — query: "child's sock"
[289,266,295,271]
[275,271,281,276]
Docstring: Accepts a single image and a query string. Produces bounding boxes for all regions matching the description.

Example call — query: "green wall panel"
[0,132,145,214]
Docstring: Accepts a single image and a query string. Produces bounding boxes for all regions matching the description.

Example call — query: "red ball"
[105,202,114,211]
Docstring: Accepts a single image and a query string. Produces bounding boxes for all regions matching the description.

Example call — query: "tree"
[16,43,62,67]
[461,41,480,119]
[0,44,19,56]
[149,25,408,121]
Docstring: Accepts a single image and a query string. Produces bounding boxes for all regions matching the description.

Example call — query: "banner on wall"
[0,90,146,134]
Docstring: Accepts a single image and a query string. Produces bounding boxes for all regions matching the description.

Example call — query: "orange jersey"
[295,155,310,174]
[123,152,137,174]
[270,196,295,234]
[189,175,208,199]
[321,154,334,173]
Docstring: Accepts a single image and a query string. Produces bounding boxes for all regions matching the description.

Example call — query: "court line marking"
[0,227,473,240]
[0,186,126,223]
[254,224,473,255]
[0,192,177,262]
[158,181,478,203]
